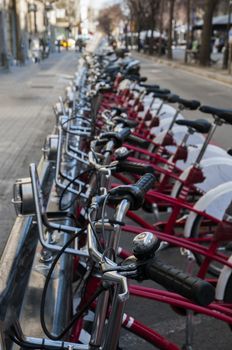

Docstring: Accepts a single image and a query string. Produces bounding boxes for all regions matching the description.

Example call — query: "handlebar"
[145,259,215,306]
[116,160,155,175]
[108,173,156,210]
[127,134,150,148]
[98,127,131,148]
[87,200,130,301]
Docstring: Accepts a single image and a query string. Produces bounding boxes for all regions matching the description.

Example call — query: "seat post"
[194,116,222,166]
[167,107,182,131]
[156,99,165,115]
[179,127,193,147]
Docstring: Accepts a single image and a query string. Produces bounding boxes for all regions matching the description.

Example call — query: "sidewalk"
[0,50,80,256]
[134,51,232,86]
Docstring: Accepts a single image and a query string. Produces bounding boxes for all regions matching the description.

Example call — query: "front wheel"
[188,214,231,276]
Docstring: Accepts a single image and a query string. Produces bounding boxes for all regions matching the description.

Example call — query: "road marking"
[151,69,162,73]
[36,73,56,77]
[30,85,54,89]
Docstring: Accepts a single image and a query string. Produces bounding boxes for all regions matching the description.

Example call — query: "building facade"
[0,0,81,68]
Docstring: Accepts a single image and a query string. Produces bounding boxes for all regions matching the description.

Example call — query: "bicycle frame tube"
[129,284,232,324]
[122,225,232,273]
[87,200,130,350]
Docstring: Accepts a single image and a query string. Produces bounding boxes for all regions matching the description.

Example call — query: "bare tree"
[146,0,160,54]
[12,0,26,64]
[158,0,165,56]
[126,0,147,52]
[0,11,9,68]
[199,0,218,66]
[97,4,124,36]
[184,0,191,63]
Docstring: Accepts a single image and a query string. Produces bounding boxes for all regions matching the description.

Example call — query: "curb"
[134,52,232,86]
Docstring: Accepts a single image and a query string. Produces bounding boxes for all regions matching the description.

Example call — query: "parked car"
[60,38,75,49]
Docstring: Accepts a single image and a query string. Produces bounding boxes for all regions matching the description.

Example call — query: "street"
[135,53,232,150]
[120,54,232,350]
[0,51,79,256]
[1,0,232,348]
[0,51,232,349]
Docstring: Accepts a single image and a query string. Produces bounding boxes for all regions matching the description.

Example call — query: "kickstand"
[181,249,196,350]
[182,310,193,350]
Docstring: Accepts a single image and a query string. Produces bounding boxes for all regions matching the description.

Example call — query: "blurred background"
[1,0,232,70]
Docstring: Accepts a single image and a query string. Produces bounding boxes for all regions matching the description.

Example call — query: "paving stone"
[0,51,79,256]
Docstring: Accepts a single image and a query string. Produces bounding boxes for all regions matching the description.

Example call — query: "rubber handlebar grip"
[135,173,156,194]
[127,134,150,148]
[146,259,215,306]
[108,173,156,210]
[117,161,155,175]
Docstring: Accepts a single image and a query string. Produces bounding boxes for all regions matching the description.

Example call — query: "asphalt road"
[136,54,232,150]
[120,55,232,350]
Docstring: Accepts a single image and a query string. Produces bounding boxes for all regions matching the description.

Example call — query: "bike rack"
[0,60,90,349]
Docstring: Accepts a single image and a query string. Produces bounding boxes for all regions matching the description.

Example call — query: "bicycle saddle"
[200,105,232,124]
[124,74,142,82]
[151,88,171,97]
[175,119,211,134]
[140,83,160,90]
[156,93,180,103]
[177,98,201,110]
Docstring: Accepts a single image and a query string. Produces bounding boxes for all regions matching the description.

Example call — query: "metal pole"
[194,122,218,165]
[223,0,232,69]
[184,0,191,64]
[228,0,232,74]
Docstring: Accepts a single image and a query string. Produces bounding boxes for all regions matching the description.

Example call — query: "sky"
[89,0,122,10]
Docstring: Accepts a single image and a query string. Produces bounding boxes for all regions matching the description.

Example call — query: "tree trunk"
[0,10,9,68]
[137,26,141,52]
[199,0,218,66]
[149,29,154,55]
[167,0,175,60]
[184,0,191,63]
[148,1,156,55]
[158,0,164,56]
[12,0,26,64]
